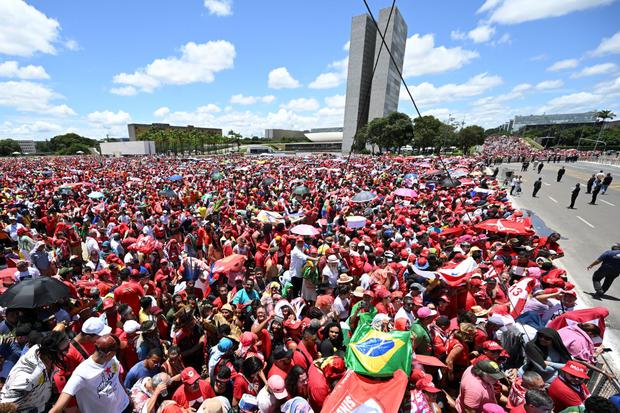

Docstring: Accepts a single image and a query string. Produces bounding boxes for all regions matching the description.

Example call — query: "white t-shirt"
[0,345,51,413]
[333,296,350,321]
[256,386,279,413]
[63,356,129,413]
[395,307,415,324]
[289,247,309,278]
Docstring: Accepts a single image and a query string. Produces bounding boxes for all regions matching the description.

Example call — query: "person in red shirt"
[509,389,554,413]
[307,356,346,411]
[547,361,591,412]
[268,346,294,380]
[232,356,263,409]
[114,269,146,315]
[292,327,318,371]
[172,367,215,410]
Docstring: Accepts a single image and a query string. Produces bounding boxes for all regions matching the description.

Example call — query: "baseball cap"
[181,367,200,384]
[482,340,504,352]
[267,375,288,400]
[82,317,112,336]
[475,360,505,379]
[561,360,590,379]
[417,307,438,319]
[123,320,141,334]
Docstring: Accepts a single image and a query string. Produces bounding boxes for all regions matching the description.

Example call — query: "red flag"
[437,256,478,286]
[547,307,609,340]
[321,369,409,413]
[508,277,537,318]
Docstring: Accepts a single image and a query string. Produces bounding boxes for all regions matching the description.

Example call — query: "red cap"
[376,288,390,299]
[483,340,504,352]
[561,360,589,379]
[181,367,200,384]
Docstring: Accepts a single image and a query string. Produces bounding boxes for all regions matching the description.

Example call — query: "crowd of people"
[0,149,617,413]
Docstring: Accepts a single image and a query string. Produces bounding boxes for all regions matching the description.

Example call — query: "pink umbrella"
[290,224,321,236]
[393,188,418,198]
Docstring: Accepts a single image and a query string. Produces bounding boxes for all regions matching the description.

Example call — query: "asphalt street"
[499,160,620,368]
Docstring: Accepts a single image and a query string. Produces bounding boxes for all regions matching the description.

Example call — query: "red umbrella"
[474,219,535,236]
[212,254,247,274]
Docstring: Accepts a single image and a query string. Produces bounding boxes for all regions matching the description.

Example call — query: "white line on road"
[576,216,595,228]
[548,196,558,203]
[543,182,551,186]
[600,199,616,207]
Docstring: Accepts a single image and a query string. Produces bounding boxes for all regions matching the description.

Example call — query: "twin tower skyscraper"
[342,7,407,154]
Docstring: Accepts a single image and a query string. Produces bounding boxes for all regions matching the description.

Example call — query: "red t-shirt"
[308,364,330,412]
[268,363,292,380]
[547,377,589,412]
[114,280,145,314]
[292,342,316,371]
[233,374,260,400]
[172,380,216,409]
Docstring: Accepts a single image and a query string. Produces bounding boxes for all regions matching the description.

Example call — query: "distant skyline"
[0,0,619,140]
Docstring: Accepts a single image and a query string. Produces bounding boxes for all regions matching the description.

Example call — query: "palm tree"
[596,110,616,151]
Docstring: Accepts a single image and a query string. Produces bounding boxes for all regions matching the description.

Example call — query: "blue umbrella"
[159,189,177,198]
[87,191,104,199]
[167,174,183,182]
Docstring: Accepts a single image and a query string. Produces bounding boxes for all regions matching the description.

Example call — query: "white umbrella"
[346,216,367,229]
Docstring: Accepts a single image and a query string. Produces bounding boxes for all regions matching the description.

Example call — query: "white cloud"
[324,94,345,109]
[403,34,479,77]
[403,73,503,106]
[541,92,605,113]
[153,107,170,117]
[268,67,300,89]
[0,81,75,116]
[535,79,564,90]
[451,30,466,41]
[195,104,222,113]
[512,83,533,93]
[591,32,620,56]
[468,25,496,43]
[594,75,620,95]
[9,120,62,135]
[571,63,618,78]
[0,0,60,56]
[112,41,236,93]
[110,86,138,96]
[0,61,49,79]
[496,33,512,45]
[230,94,276,105]
[282,98,320,112]
[87,110,132,125]
[547,58,579,71]
[482,0,614,25]
[204,0,232,16]
[308,58,348,89]
[64,39,79,51]
[343,41,350,51]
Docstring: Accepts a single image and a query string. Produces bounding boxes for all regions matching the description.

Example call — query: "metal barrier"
[587,355,620,397]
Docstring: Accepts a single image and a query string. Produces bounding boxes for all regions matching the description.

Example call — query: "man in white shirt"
[288,236,316,298]
[49,335,129,413]
[257,375,288,413]
[13,260,41,283]
[4,217,25,243]
[395,296,415,325]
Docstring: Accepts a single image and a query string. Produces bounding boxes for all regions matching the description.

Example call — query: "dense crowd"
[483,136,601,164]
[0,150,617,413]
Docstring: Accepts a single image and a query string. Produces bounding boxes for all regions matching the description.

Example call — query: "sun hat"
[561,360,589,379]
[352,286,364,298]
[337,273,353,284]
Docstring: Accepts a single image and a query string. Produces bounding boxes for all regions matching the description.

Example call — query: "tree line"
[352,112,486,154]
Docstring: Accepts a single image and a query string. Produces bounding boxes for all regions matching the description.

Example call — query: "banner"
[321,369,409,413]
[508,276,536,318]
[437,256,478,286]
[345,323,412,378]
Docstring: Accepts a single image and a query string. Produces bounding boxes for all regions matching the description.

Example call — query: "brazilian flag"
[345,322,413,378]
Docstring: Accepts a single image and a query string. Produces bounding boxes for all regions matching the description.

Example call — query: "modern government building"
[503,111,598,132]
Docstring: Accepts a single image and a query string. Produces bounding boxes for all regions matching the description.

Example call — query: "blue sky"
[0,0,619,140]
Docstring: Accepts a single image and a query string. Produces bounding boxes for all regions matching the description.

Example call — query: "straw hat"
[337,273,353,284]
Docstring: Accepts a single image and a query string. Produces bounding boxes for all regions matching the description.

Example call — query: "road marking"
[576,216,595,228]
[600,199,616,206]
[548,196,558,203]
[543,182,551,186]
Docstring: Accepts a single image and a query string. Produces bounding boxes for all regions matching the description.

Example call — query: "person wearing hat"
[256,375,288,413]
[411,307,437,356]
[288,236,317,298]
[50,335,129,413]
[0,323,31,382]
[171,366,216,409]
[333,284,351,321]
[322,255,341,288]
[348,290,377,331]
[307,356,346,411]
[547,360,590,412]
[268,346,294,380]
[471,340,506,365]
[455,359,505,413]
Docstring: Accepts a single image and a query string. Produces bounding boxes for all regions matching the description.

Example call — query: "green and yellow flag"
[345,322,413,378]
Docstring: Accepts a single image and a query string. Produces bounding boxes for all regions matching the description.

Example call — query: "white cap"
[123,320,141,334]
[82,317,112,336]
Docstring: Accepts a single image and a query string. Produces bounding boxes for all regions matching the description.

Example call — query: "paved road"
[500,160,620,368]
